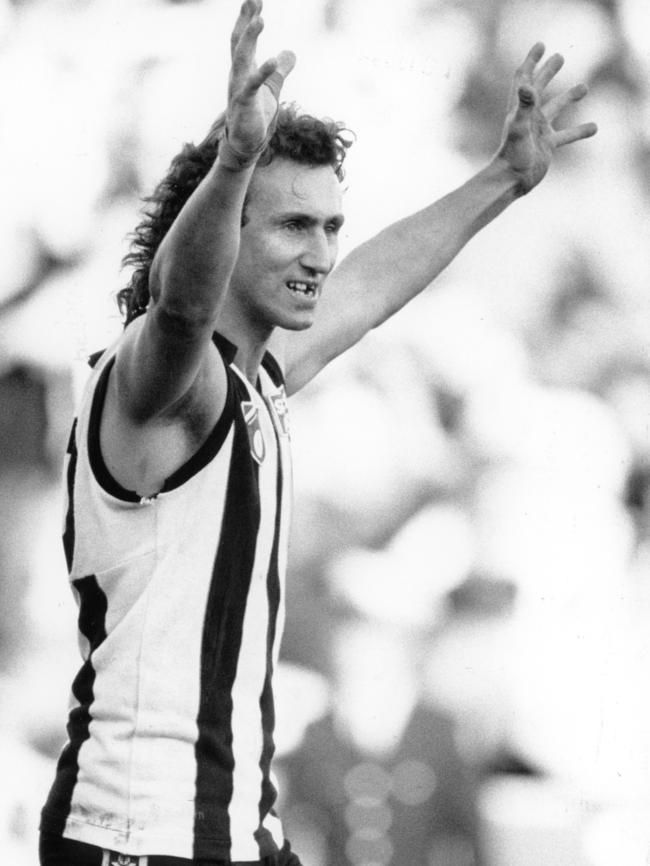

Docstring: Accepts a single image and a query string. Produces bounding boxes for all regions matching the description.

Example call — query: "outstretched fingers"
[508,43,545,123]
[229,1,295,102]
[544,82,588,122]
[517,42,546,78]
[237,50,295,102]
[554,121,598,148]
[499,41,597,190]
[240,56,278,97]
[230,0,261,59]
[534,52,564,91]
[222,0,295,163]
[231,11,264,85]
[543,82,597,145]
[510,43,597,140]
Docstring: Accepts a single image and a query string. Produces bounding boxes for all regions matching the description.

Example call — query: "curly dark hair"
[117,104,354,325]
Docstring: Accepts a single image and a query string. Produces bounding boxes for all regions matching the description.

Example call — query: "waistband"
[39,832,299,866]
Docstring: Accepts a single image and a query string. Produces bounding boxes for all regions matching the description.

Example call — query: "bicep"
[114,304,227,423]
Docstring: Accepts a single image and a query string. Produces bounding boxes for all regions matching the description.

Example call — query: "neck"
[216,304,274,383]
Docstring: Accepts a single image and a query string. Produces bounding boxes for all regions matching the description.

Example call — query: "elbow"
[149,262,219,339]
[150,293,217,342]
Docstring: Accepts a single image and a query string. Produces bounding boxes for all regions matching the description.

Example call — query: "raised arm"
[281,43,597,395]
[115,0,295,421]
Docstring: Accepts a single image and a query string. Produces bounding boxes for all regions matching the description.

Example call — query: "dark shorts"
[39,833,303,866]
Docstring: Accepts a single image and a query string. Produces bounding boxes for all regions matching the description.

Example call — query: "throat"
[214,310,274,383]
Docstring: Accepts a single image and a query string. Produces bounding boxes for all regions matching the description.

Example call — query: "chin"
[276,312,315,332]
[290,318,315,331]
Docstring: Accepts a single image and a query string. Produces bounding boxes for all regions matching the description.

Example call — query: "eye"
[326,221,342,236]
[284,219,305,232]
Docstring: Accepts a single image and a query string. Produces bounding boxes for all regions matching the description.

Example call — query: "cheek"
[234,239,268,281]
[328,239,340,270]
[265,234,299,265]
[246,235,293,272]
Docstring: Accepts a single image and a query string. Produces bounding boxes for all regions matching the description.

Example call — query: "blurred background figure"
[1,0,649,863]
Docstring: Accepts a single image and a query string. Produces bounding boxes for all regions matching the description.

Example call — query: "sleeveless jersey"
[40,333,293,861]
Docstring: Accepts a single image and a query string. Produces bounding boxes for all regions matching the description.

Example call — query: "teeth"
[287,281,316,297]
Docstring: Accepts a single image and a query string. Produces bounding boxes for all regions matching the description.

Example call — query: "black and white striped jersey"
[41,333,293,861]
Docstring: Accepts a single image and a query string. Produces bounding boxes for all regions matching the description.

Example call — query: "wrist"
[217,130,268,172]
[217,100,280,171]
[217,138,264,172]
[484,155,528,200]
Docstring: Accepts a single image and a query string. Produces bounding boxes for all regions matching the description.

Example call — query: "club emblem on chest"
[241,400,266,465]
[268,386,290,437]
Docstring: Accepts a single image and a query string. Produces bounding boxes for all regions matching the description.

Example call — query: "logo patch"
[267,386,290,437]
[241,400,266,465]
[101,851,148,866]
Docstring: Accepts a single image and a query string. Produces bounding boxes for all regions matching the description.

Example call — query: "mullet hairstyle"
[118,104,354,325]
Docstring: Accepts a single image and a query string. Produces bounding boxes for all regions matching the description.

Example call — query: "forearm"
[340,156,522,323]
[150,156,253,326]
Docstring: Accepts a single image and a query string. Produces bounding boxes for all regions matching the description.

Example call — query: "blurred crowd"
[1,0,649,864]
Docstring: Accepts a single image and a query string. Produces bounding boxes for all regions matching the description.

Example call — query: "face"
[228,157,344,334]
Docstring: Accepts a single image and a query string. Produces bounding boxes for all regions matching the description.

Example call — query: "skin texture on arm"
[280,43,597,396]
[114,0,296,425]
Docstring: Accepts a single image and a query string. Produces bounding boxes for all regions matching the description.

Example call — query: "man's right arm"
[113,0,295,424]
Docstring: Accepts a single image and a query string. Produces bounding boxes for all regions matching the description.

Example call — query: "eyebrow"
[275,211,346,227]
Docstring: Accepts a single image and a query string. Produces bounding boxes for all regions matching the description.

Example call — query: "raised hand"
[221,0,296,169]
[496,43,597,194]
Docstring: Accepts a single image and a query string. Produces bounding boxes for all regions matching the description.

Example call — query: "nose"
[299,229,335,275]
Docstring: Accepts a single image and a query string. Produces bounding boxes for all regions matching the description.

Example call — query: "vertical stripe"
[62,420,78,572]
[228,389,280,861]
[43,575,108,832]
[193,385,261,858]
[257,425,283,827]
[273,433,292,666]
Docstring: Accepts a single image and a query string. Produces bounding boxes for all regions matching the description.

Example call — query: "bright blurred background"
[1,0,649,863]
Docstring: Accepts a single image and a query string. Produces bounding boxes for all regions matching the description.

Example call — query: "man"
[40,1,597,864]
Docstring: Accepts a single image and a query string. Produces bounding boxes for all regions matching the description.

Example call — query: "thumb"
[513,85,536,120]
[264,50,296,100]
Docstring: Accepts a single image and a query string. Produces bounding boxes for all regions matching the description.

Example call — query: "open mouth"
[286,280,318,299]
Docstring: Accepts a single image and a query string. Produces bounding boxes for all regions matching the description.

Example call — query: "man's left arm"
[280,43,597,395]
